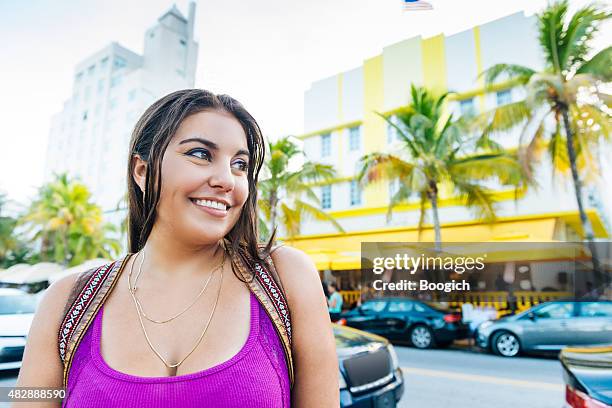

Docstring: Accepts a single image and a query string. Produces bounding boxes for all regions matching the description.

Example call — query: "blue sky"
[0,0,608,206]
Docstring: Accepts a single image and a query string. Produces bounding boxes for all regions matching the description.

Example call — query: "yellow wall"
[473,26,487,111]
[362,55,386,207]
[421,34,447,94]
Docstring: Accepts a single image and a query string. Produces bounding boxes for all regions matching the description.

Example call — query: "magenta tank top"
[62,291,290,407]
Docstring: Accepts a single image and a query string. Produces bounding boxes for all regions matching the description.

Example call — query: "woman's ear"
[132,154,147,194]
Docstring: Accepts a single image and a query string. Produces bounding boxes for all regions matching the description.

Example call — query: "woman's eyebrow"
[179,137,249,156]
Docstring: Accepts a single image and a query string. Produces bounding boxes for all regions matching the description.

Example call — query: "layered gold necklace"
[127,247,225,371]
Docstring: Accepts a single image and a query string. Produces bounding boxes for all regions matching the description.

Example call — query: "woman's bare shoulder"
[269,245,324,307]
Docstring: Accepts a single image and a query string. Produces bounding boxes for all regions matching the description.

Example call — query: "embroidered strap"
[253,259,292,344]
[58,261,117,362]
[59,256,128,388]
[229,244,295,387]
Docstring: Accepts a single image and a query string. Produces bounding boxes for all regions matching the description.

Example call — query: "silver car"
[0,288,36,370]
[475,300,612,357]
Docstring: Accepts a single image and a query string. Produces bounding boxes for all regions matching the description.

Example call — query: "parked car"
[560,344,612,408]
[475,300,612,357]
[335,323,404,407]
[0,288,37,370]
[338,297,468,349]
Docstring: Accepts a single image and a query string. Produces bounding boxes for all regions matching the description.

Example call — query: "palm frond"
[576,46,612,81]
[481,63,536,86]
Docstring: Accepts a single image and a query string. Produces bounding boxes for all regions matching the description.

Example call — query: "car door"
[570,302,612,345]
[348,300,389,335]
[384,300,414,341]
[520,302,575,350]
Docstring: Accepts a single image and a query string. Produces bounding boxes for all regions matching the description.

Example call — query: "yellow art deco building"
[283,12,610,283]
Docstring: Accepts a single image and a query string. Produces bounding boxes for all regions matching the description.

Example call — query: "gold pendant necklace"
[127,249,224,370]
[129,249,225,324]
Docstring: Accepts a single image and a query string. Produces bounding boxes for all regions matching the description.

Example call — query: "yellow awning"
[285,212,607,270]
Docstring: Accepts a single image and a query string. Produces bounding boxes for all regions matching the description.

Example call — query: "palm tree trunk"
[428,181,442,252]
[268,191,278,244]
[561,108,604,292]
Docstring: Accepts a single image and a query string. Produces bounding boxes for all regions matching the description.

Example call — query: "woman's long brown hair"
[126,89,276,273]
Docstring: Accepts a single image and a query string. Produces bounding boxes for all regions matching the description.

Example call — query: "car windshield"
[0,294,37,315]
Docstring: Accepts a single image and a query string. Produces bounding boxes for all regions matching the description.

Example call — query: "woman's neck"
[138,224,226,280]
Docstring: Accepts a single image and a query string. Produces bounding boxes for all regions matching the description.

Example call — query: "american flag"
[403,0,433,11]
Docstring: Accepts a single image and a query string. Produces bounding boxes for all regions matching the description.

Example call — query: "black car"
[335,324,404,407]
[339,297,468,349]
[560,344,612,407]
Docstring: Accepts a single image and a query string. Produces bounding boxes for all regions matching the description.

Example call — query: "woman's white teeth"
[194,199,227,211]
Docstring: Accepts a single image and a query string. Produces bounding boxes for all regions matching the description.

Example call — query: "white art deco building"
[44,4,198,221]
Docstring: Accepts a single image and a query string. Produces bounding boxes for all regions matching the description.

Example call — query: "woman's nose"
[208,160,235,191]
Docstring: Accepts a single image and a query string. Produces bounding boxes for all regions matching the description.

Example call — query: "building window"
[321,185,332,209]
[128,89,137,102]
[459,98,476,116]
[100,57,109,69]
[84,86,91,101]
[97,79,105,94]
[87,65,95,76]
[113,56,127,70]
[321,133,331,157]
[109,98,117,111]
[350,180,362,206]
[180,38,187,46]
[82,111,88,121]
[348,126,361,151]
[75,72,83,83]
[496,89,512,106]
[110,76,122,88]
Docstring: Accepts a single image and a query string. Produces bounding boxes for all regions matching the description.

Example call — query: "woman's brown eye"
[187,148,211,160]
[233,160,248,171]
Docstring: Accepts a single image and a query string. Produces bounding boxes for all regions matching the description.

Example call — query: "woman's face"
[148,109,251,245]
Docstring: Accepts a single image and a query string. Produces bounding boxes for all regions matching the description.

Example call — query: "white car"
[0,288,36,370]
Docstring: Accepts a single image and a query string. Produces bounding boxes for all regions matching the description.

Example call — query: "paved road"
[396,344,564,408]
[1,346,565,408]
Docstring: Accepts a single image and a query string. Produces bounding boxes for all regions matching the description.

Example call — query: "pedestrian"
[327,282,343,322]
[16,89,339,407]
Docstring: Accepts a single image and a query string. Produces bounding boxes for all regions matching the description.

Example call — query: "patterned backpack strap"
[58,255,130,387]
[228,243,295,388]
[255,245,292,344]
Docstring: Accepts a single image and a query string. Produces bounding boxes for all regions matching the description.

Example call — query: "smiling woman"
[15,89,339,408]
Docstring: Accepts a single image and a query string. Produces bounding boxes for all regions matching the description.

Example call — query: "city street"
[397,343,564,408]
[0,345,565,408]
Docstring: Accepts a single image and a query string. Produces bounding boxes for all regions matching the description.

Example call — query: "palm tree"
[20,173,120,266]
[0,192,19,264]
[358,85,527,250]
[258,136,345,242]
[479,0,611,244]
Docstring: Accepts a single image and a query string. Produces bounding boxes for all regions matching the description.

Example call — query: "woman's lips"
[190,198,229,218]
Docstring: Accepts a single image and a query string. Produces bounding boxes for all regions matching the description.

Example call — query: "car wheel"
[492,331,520,357]
[410,325,434,349]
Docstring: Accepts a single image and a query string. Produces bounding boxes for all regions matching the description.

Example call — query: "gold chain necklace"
[127,249,224,370]
[129,249,225,324]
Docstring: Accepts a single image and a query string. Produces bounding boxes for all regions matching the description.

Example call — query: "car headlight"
[388,344,400,370]
[339,371,347,389]
[478,321,493,331]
